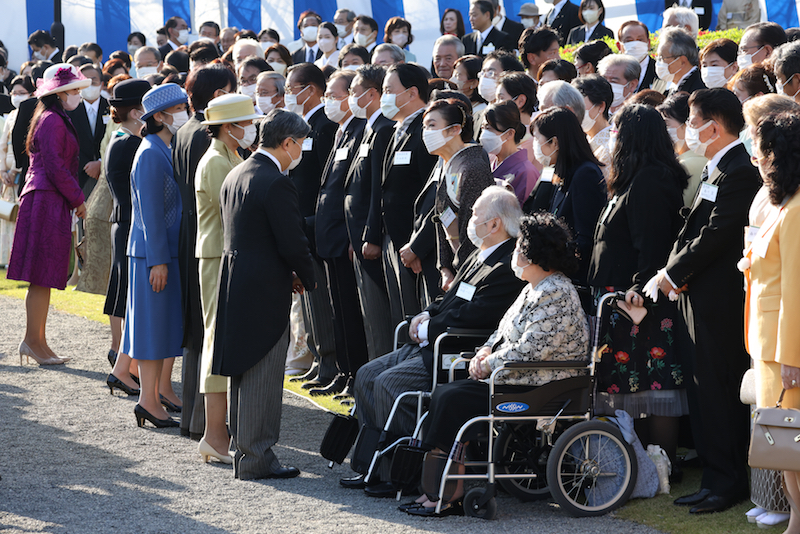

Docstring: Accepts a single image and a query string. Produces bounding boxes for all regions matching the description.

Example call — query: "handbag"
[0,185,19,222]
[319,412,360,465]
[749,389,800,472]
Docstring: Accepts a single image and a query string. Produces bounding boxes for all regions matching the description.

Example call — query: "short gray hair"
[135,46,161,63]
[434,34,465,58]
[259,109,311,148]
[662,6,699,38]
[373,43,405,64]
[597,54,641,83]
[478,186,523,238]
[659,26,699,66]
[539,81,585,121]
[233,38,261,60]
[257,71,286,96]
[335,9,356,22]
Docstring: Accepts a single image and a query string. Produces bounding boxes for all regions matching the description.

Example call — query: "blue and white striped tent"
[1,0,792,76]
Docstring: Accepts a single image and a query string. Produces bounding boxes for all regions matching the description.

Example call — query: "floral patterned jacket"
[483,272,590,385]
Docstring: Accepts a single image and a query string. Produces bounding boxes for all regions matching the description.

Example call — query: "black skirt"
[103,219,130,318]
[422,380,492,451]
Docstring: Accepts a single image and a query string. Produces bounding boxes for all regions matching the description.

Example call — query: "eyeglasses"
[285,85,307,96]
[655,55,676,62]
[240,74,258,86]
[478,70,498,79]
[321,95,347,103]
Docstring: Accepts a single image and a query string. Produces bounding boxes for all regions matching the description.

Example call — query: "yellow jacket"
[746,191,800,365]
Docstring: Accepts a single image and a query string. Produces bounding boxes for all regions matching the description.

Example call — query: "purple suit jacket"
[492,149,540,206]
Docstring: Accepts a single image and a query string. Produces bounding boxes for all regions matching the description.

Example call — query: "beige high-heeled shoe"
[198,438,233,464]
[19,341,64,366]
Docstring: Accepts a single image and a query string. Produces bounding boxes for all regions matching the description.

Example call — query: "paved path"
[0,295,665,533]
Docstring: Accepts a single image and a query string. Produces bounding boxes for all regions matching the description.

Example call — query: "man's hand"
[84,160,102,180]
[362,242,381,260]
[291,272,305,295]
[149,264,168,293]
[399,243,418,268]
[408,313,426,343]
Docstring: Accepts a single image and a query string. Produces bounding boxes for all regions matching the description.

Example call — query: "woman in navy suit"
[566,0,614,45]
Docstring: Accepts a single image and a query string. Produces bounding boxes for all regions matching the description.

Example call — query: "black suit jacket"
[409,164,441,300]
[638,55,658,93]
[213,153,316,376]
[158,43,178,61]
[668,68,706,97]
[316,117,367,259]
[420,239,526,371]
[0,94,12,116]
[545,0,582,46]
[11,97,37,194]
[566,24,614,45]
[292,46,323,64]
[498,18,524,47]
[462,27,515,57]
[381,112,439,247]
[172,111,210,351]
[666,0,712,30]
[66,97,109,196]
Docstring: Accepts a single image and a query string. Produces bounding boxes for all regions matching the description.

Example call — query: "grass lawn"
[1,268,763,533]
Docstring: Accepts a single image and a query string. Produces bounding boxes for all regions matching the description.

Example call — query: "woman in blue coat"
[125,83,188,428]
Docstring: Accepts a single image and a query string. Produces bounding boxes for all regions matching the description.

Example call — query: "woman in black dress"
[104,78,151,395]
[587,104,689,467]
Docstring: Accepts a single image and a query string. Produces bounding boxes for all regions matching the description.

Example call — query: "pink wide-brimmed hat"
[35,63,91,98]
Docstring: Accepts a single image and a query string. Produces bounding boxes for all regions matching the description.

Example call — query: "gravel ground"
[0,295,665,534]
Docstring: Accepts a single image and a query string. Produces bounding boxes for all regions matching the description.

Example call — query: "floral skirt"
[592,288,689,418]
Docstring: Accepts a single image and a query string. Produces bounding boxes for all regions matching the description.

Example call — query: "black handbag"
[390,439,426,492]
[319,412,360,465]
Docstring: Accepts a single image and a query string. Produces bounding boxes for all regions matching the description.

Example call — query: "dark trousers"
[323,255,369,377]
[352,254,394,360]
[382,234,421,328]
[300,255,338,381]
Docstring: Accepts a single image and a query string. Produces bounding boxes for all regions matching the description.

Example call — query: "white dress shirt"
[85,97,101,135]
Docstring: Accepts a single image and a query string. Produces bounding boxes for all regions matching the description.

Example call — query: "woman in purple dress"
[7,64,90,365]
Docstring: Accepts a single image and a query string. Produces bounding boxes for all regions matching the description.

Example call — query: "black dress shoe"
[340,474,366,489]
[364,481,397,498]
[398,501,423,512]
[309,374,348,396]
[264,466,300,479]
[302,376,332,390]
[674,488,711,506]
[107,349,117,367]
[107,373,140,396]
[291,363,319,383]
[406,501,463,517]
[333,377,354,400]
[134,405,179,428]
[690,494,745,514]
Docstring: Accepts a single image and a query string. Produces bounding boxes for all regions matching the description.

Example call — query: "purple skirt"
[7,190,73,290]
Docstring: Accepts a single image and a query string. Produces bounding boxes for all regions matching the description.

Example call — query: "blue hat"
[141,83,188,120]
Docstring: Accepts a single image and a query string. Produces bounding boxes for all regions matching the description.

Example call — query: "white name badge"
[440,207,456,228]
[699,182,718,203]
[442,353,467,370]
[302,138,313,151]
[455,281,477,301]
[393,151,411,165]
[102,115,111,125]
[482,43,496,54]
[745,226,760,245]
[335,147,348,161]
[539,166,555,183]
[358,143,369,158]
[694,6,705,15]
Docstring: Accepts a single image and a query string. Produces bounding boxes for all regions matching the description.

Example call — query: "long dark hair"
[440,8,466,39]
[756,111,800,204]
[26,93,62,155]
[608,104,688,195]
[533,107,602,188]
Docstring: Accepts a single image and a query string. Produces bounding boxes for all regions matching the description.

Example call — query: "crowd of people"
[2,0,800,526]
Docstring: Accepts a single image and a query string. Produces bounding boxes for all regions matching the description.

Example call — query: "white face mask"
[257,95,278,114]
[33,50,47,61]
[317,37,336,54]
[11,94,28,109]
[128,44,141,56]
[422,124,458,154]
[335,24,349,36]
[521,18,537,29]
[177,29,189,45]
[737,46,763,70]
[324,97,348,123]
[268,61,287,75]
[511,248,528,279]
[284,85,310,115]
[348,90,371,119]
[164,110,189,135]
[467,218,491,248]
[229,123,257,149]
[286,138,303,171]
[354,32,371,47]
[478,76,497,102]
[622,41,649,63]
[240,83,256,100]
[61,93,83,111]
[701,65,732,89]
[449,75,464,91]
[777,74,800,99]
[380,87,410,119]
[136,66,159,79]
[533,137,555,167]
[655,56,679,84]
[609,82,629,108]
[81,84,102,102]
[582,9,600,24]
[479,129,506,155]
[667,126,684,150]
[392,33,408,48]
[301,26,318,43]
[582,104,598,132]
[684,120,715,157]
[345,64,361,71]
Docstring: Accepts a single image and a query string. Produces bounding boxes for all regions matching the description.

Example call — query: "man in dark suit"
[172,64,235,439]
[463,0,515,57]
[343,187,526,493]
[379,64,439,328]
[658,27,706,97]
[617,21,666,93]
[213,109,316,481]
[344,66,395,362]
[650,89,759,514]
[544,0,582,46]
[488,0,525,46]
[67,64,108,200]
[286,63,340,392]
[665,1,712,32]
[158,16,189,61]
[314,70,369,397]
[291,11,323,65]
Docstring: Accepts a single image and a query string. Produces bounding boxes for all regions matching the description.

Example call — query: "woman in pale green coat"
[195,94,260,464]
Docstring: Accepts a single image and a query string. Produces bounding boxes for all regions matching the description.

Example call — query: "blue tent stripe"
[766,1,799,30]
[95,0,130,64]
[442,0,473,35]
[27,0,54,54]
[370,0,404,43]
[292,0,338,40]
[633,0,663,35]
[162,0,191,29]
[228,0,261,37]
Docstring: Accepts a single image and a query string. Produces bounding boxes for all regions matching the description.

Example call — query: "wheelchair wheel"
[546,420,637,517]
[463,487,497,520]
[494,423,551,501]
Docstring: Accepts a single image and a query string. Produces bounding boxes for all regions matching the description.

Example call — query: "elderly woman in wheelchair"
[402,212,591,517]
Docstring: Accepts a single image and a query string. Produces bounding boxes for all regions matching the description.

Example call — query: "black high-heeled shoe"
[107,349,117,368]
[107,374,140,396]
[160,395,182,413]
[134,404,179,428]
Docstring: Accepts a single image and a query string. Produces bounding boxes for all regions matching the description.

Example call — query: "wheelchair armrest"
[460,351,476,359]
[444,328,494,337]
[500,360,590,369]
